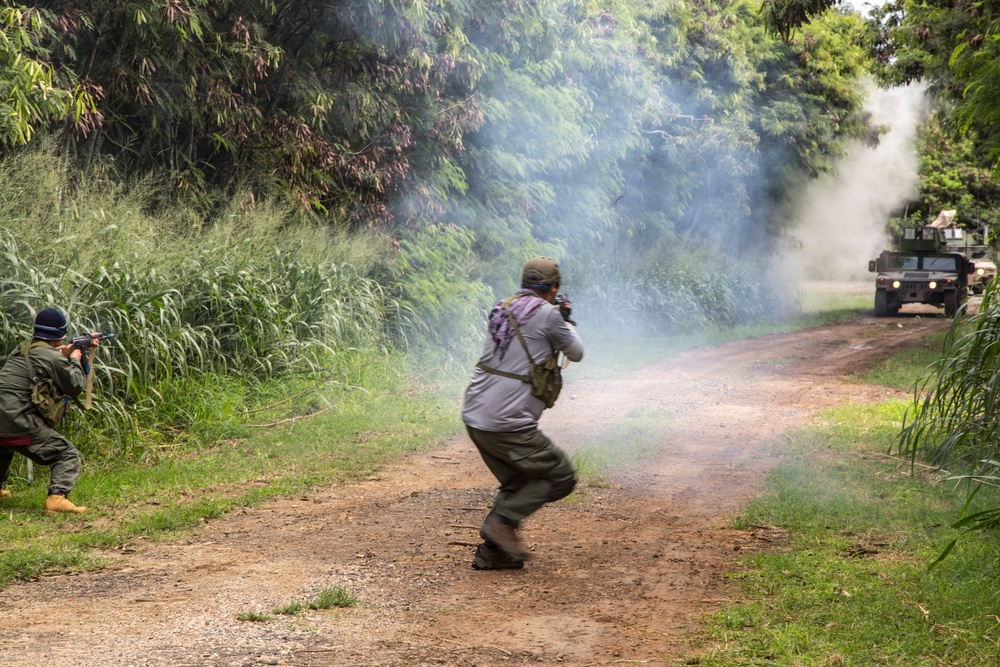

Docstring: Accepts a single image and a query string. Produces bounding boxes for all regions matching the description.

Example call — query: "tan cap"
[521,256,561,287]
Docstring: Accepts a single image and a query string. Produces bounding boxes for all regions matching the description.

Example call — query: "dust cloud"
[777,82,928,282]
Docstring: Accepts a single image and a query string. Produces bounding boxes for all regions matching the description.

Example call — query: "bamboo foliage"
[30,0,484,220]
[0,229,393,458]
[896,283,1000,557]
[897,280,1000,469]
[0,7,79,145]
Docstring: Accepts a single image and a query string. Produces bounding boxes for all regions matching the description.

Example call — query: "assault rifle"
[554,294,576,326]
[70,332,115,351]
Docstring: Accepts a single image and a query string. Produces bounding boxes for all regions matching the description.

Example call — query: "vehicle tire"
[944,290,960,317]
[874,289,889,317]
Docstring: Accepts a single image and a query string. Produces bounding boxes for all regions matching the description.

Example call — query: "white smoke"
[779,82,928,281]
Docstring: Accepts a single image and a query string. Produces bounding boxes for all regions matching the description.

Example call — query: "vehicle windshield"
[923,256,959,271]
[887,255,919,270]
[884,254,959,271]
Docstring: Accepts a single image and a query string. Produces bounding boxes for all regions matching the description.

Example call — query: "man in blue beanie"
[0,308,97,514]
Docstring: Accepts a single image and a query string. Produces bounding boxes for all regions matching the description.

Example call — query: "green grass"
[273,601,305,616]
[0,370,458,588]
[307,586,358,609]
[696,338,1000,666]
[860,330,948,390]
[796,284,872,316]
[235,611,271,622]
[273,587,357,616]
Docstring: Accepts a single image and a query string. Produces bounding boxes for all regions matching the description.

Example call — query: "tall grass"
[387,223,494,370]
[388,228,778,382]
[894,279,1000,553]
[0,145,780,470]
[896,281,1000,469]
[0,148,396,467]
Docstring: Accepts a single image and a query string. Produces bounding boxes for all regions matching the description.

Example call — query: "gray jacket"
[462,302,583,432]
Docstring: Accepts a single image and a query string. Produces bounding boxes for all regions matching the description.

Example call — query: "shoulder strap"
[475,361,530,382]
[21,340,46,381]
[503,306,534,367]
[475,297,537,383]
[503,301,566,371]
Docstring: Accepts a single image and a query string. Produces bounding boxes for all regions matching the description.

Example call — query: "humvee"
[941,226,997,294]
[868,226,975,317]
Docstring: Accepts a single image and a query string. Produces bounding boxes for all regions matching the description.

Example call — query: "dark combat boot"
[479,513,529,560]
[472,542,525,570]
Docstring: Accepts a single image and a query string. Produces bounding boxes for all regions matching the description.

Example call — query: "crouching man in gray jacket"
[462,257,583,570]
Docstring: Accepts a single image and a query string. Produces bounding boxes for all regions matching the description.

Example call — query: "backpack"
[476,300,567,409]
[22,341,82,426]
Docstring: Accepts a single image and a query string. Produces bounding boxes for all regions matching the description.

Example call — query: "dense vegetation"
[765,0,1000,232]
[0,0,879,465]
[910,116,1000,229]
[866,0,1000,180]
[0,149,397,465]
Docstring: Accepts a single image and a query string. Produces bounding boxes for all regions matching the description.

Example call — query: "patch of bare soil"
[0,312,950,667]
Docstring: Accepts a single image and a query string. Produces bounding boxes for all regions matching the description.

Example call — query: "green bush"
[389,224,494,367]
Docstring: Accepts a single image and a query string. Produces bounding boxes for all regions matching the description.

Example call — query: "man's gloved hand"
[555,294,575,325]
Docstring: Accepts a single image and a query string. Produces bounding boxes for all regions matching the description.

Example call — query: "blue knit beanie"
[34,308,68,341]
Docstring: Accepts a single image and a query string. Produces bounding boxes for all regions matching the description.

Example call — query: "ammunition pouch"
[529,352,563,409]
[22,341,82,426]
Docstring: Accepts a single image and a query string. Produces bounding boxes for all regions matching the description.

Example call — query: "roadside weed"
[700,341,1000,666]
[308,586,357,609]
[273,601,305,616]
[273,587,357,616]
[235,611,271,622]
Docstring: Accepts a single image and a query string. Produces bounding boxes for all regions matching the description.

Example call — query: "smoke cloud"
[778,82,928,281]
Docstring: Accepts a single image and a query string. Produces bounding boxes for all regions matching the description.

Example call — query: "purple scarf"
[489,290,547,356]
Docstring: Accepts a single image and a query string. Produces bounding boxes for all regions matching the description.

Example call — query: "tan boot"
[43,494,87,515]
[0,488,10,501]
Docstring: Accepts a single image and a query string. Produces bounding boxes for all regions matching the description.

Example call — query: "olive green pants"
[466,425,577,525]
[0,424,82,497]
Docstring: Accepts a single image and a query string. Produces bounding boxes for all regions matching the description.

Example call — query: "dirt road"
[0,312,950,667]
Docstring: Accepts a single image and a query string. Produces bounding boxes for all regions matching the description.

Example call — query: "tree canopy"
[0,0,872,247]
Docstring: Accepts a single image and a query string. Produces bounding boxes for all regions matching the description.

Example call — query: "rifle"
[70,332,115,409]
[70,332,115,351]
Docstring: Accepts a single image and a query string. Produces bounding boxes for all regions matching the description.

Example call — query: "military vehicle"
[868,226,976,317]
[940,226,997,294]
[970,258,997,294]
